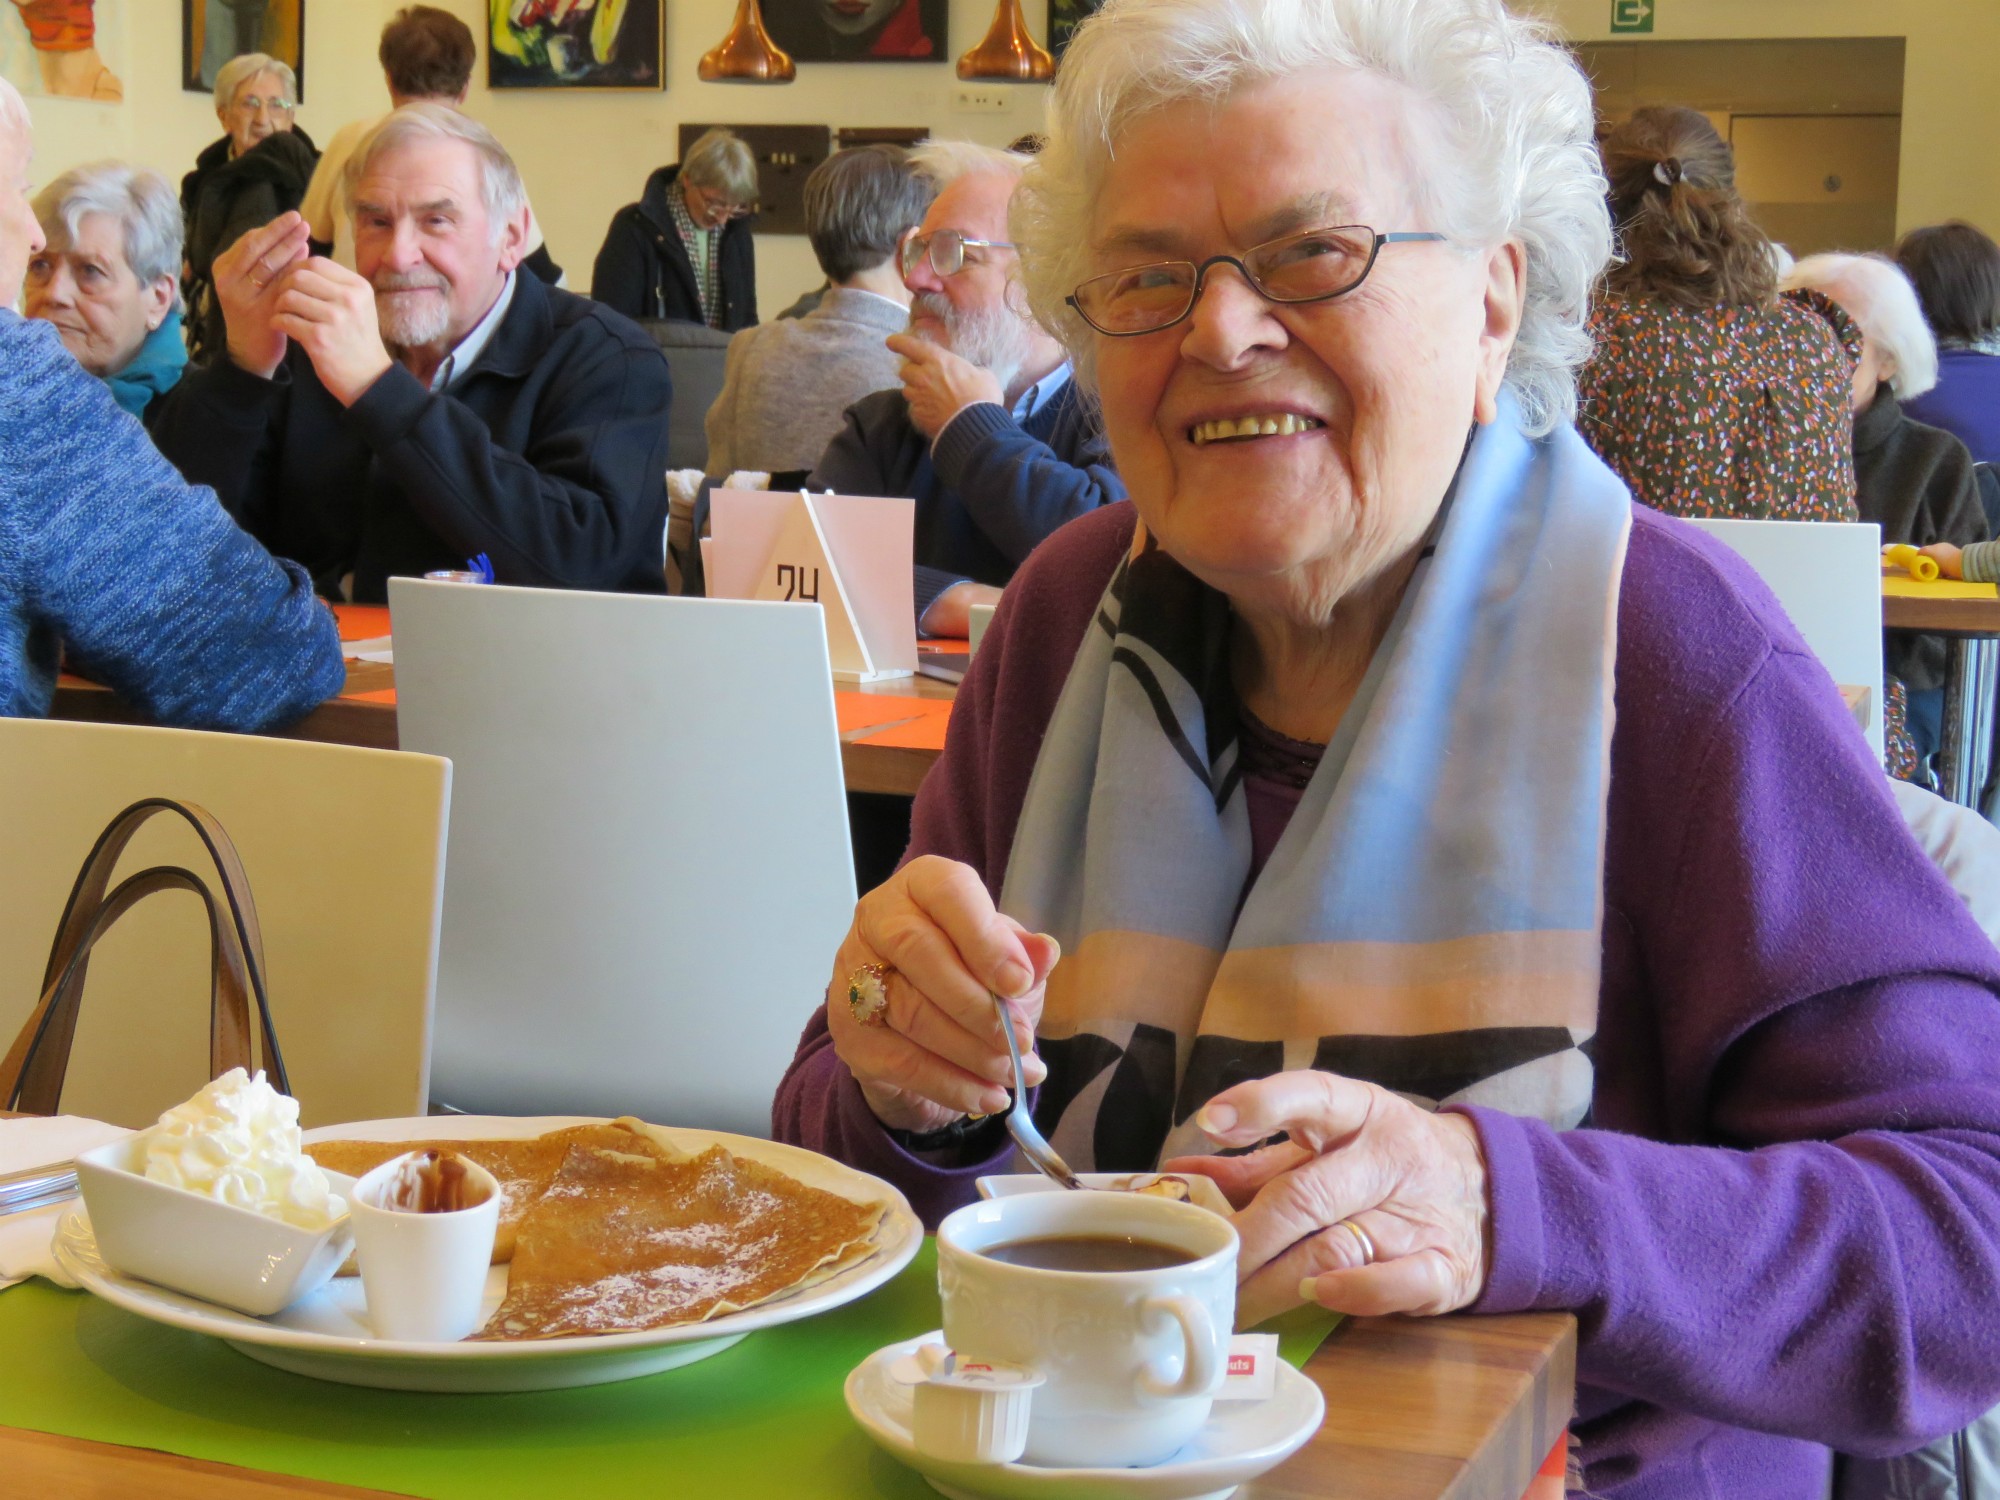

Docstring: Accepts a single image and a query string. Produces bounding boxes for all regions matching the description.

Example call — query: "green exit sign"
[1611,0,1655,32]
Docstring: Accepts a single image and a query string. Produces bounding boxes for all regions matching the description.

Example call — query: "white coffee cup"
[349,1151,501,1342]
[936,1190,1237,1468]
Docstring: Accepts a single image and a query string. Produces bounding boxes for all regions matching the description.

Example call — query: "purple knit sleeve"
[1465,637,2000,1456]
[770,506,1134,1224]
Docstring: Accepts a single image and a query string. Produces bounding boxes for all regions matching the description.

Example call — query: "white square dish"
[73,1136,355,1317]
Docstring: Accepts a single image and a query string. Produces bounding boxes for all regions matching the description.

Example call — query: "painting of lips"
[760,0,947,63]
[489,0,663,90]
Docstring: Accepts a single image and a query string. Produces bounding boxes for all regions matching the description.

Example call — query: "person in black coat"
[592,128,758,331]
[151,107,674,604]
[181,53,317,363]
[1786,252,1991,765]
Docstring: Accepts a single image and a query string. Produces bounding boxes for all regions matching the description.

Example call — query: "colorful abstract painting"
[490,0,663,90]
[1048,0,1104,60]
[2,0,124,101]
[183,0,303,97]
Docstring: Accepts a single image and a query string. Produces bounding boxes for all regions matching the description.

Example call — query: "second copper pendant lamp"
[699,0,795,82]
[957,0,1055,82]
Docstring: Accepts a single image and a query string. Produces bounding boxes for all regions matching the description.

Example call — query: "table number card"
[708,490,919,682]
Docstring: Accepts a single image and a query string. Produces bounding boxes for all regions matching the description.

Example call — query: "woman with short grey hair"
[776,1,2000,1493]
[1785,252,1986,766]
[181,53,318,363]
[0,76,344,730]
[25,162,188,416]
[707,144,935,475]
[593,126,759,330]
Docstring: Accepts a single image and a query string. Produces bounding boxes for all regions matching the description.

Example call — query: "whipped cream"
[142,1068,346,1230]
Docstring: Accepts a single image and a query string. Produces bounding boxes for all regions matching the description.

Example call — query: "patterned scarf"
[669,178,723,328]
[1000,399,1632,1170]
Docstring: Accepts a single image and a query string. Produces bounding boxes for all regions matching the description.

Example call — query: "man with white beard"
[805,142,1124,637]
[150,105,672,603]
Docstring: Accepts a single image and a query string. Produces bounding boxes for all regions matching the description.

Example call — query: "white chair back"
[1682,517,1885,762]
[388,580,856,1137]
[0,720,450,1128]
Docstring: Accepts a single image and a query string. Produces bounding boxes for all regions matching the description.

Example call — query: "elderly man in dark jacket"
[805,141,1124,637]
[152,106,673,604]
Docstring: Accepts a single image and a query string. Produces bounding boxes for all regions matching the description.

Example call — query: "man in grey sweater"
[704,146,932,477]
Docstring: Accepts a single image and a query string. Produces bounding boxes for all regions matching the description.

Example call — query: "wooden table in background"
[49,662,954,800]
[0,1306,1573,1500]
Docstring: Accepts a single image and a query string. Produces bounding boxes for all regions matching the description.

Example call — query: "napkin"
[0,1116,132,1290]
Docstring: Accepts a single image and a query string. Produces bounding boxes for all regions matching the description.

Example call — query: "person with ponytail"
[1579,106,1860,523]
[1578,106,1921,773]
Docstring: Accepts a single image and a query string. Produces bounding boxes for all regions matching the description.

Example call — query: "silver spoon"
[994,992,1084,1190]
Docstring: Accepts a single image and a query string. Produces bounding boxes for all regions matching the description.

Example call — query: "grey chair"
[640,318,734,473]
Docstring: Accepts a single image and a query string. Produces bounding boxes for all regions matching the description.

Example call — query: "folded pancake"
[306,1123,668,1263]
[472,1138,885,1340]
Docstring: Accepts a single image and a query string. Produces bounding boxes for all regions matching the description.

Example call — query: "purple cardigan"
[774,501,2000,1498]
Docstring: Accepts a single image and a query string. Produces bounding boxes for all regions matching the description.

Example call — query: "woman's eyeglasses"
[899,229,1018,282]
[1066,225,1446,336]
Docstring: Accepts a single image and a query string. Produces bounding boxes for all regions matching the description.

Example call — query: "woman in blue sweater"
[1,78,344,730]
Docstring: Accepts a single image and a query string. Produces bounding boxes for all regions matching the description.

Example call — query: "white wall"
[16,0,1049,317]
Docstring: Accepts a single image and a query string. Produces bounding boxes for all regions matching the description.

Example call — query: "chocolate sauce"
[382,1149,486,1214]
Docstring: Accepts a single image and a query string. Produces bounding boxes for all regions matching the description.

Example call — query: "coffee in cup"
[935,1190,1237,1467]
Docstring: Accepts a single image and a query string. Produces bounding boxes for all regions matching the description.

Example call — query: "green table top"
[0,1241,1336,1500]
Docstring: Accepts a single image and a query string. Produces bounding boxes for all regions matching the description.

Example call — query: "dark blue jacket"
[149,272,675,603]
[807,378,1125,616]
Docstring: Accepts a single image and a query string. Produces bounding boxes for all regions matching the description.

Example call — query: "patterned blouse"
[1578,288,1918,776]
[1578,288,1861,522]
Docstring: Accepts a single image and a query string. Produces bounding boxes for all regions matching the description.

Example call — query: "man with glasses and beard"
[806,141,1124,637]
[150,105,674,603]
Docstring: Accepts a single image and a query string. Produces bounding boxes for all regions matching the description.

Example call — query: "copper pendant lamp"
[957,0,1055,82]
[699,0,795,83]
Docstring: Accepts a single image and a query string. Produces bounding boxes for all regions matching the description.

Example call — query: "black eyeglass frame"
[1064,226,1448,337]
[900,229,1019,282]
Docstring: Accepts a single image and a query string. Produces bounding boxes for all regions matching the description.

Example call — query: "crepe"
[305,1123,670,1263]
[471,1130,886,1341]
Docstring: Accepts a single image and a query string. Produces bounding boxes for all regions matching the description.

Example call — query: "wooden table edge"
[0,1424,417,1499]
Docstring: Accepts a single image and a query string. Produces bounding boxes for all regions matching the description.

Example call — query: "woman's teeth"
[1188,414,1323,446]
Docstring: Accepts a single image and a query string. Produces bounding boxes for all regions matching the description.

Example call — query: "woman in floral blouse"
[1579,106,1914,772]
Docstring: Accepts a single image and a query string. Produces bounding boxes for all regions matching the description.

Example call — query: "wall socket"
[952,87,1014,114]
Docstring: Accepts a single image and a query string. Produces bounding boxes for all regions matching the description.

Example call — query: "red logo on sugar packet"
[1219,1334,1279,1401]
[1227,1353,1258,1376]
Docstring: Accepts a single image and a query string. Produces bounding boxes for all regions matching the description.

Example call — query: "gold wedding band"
[1338,1219,1379,1267]
[846,962,892,1028]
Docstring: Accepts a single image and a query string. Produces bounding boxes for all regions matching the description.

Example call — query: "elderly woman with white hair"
[181,53,318,361]
[773,0,2000,1492]
[1785,252,1987,762]
[0,77,343,729]
[24,162,188,418]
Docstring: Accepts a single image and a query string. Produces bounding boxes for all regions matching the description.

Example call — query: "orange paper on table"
[854,702,952,751]
[835,690,935,735]
[345,687,399,704]
[332,604,392,642]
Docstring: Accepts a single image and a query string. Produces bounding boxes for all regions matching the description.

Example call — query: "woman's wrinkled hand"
[1166,1071,1491,1328]
[827,856,1060,1136]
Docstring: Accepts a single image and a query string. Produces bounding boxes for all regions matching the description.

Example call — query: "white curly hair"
[1014,0,1613,437]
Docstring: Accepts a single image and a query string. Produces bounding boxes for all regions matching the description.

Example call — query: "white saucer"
[844,1332,1324,1500]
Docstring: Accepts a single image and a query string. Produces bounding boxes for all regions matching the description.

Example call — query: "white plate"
[845,1332,1323,1500]
[53,1115,921,1393]
[975,1173,1234,1218]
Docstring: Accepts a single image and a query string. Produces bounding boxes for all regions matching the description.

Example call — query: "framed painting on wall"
[490,0,663,89]
[2,0,124,101]
[183,0,304,98]
[761,0,947,64]
[1047,0,1104,60]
